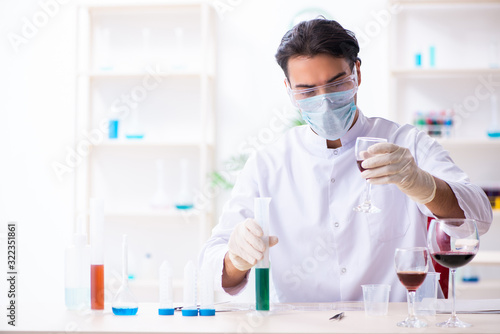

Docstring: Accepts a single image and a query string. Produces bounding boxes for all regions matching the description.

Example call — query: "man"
[200,18,492,302]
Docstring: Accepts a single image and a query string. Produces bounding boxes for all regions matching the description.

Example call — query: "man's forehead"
[288,55,350,87]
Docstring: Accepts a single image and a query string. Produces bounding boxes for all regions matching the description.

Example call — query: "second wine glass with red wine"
[394,247,429,328]
[427,218,479,328]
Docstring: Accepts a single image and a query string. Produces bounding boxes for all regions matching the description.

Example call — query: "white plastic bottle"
[182,261,198,316]
[65,217,91,310]
[199,264,215,316]
[175,159,194,210]
[158,260,174,315]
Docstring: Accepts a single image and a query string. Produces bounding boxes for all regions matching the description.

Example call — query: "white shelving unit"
[391,68,500,78]
[388,0,500,171]
[74,1,216,299]
[389,0,500,281]
[393,0,500,5]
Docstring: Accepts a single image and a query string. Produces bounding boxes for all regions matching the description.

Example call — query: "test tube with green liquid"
[254,197,271,311]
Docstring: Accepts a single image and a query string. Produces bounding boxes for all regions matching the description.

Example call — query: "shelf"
[93,140,214,148]
[437,138,500,149]
[85,1,205,12]
[81,70,214,79]
[391,68,500,78]
[456,279,500,299]
[105,208,203,219]
[470,251,500,266]
[391,0,500,5]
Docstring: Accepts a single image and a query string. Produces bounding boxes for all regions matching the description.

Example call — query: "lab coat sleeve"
[199,154,261,295]
[413,131,493,234]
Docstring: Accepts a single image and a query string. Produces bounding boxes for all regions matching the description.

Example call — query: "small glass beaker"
[362,284,391,316]
[415,272,440,316]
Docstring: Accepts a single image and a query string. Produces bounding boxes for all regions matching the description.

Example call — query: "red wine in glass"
[397,271,427,291]
[353,137,387,213]
[394,247,429,328]
[427,218,479,328]
[357,160,366,172]
[431,252,475,268]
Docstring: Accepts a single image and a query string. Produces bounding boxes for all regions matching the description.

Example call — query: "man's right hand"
[227,218,279,272]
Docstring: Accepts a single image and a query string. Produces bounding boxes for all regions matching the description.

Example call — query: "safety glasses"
[287,66,358,107]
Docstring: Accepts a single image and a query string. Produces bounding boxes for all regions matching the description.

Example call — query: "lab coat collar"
[303,108,368,158]
[340,108,368,147]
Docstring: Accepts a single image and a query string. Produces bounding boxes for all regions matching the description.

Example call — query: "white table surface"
[3,302,500,334]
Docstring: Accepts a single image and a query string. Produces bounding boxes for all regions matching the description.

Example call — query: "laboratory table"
[3,302,500,334]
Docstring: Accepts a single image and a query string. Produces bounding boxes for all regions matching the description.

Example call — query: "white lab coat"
[200,110,492,302]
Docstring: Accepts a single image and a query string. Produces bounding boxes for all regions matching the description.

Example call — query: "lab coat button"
[333,150,339,155]
[330,178,335,183]
[334,222,340,228]
[341,267,347,274]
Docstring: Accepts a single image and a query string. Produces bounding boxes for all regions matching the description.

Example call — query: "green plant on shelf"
[209,110,306,190]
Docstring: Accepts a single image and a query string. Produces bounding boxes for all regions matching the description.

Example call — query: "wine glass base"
[397,318,428,328]
[353,203,381,213]
[436,317,471,328]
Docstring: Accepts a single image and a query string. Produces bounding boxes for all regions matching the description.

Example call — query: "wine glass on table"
[353,137,387,213]
[394,247,429,328]
[427,218,479,328]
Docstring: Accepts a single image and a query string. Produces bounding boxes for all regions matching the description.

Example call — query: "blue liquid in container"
[462,276,479,282]
[429,46,436,67]
[175,204,194,210]
[109,120,119,139]
[112,307,138,315]
[125,134,144,139]
[415,53,422,67]
[487,131,500,138]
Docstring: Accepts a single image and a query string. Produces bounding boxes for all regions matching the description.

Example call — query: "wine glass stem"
[364,180,372,204]
[450,268,457,321]
[407,290,417,321]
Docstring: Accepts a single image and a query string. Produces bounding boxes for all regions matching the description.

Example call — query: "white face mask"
[297,88,358,141]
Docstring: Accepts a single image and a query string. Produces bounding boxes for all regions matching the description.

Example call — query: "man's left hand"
[360,142,437,204]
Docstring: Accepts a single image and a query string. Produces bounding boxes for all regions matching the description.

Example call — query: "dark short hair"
[275,18,361,79]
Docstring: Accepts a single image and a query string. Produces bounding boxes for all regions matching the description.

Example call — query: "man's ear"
[355,60,361,87]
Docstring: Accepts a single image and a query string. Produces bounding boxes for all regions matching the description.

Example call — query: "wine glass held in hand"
[394,247,429,328]
[353,137,387,213]
[427,218,479,328]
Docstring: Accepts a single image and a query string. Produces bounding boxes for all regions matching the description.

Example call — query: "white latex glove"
[227,218,279,272]
[361,143,437,205]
